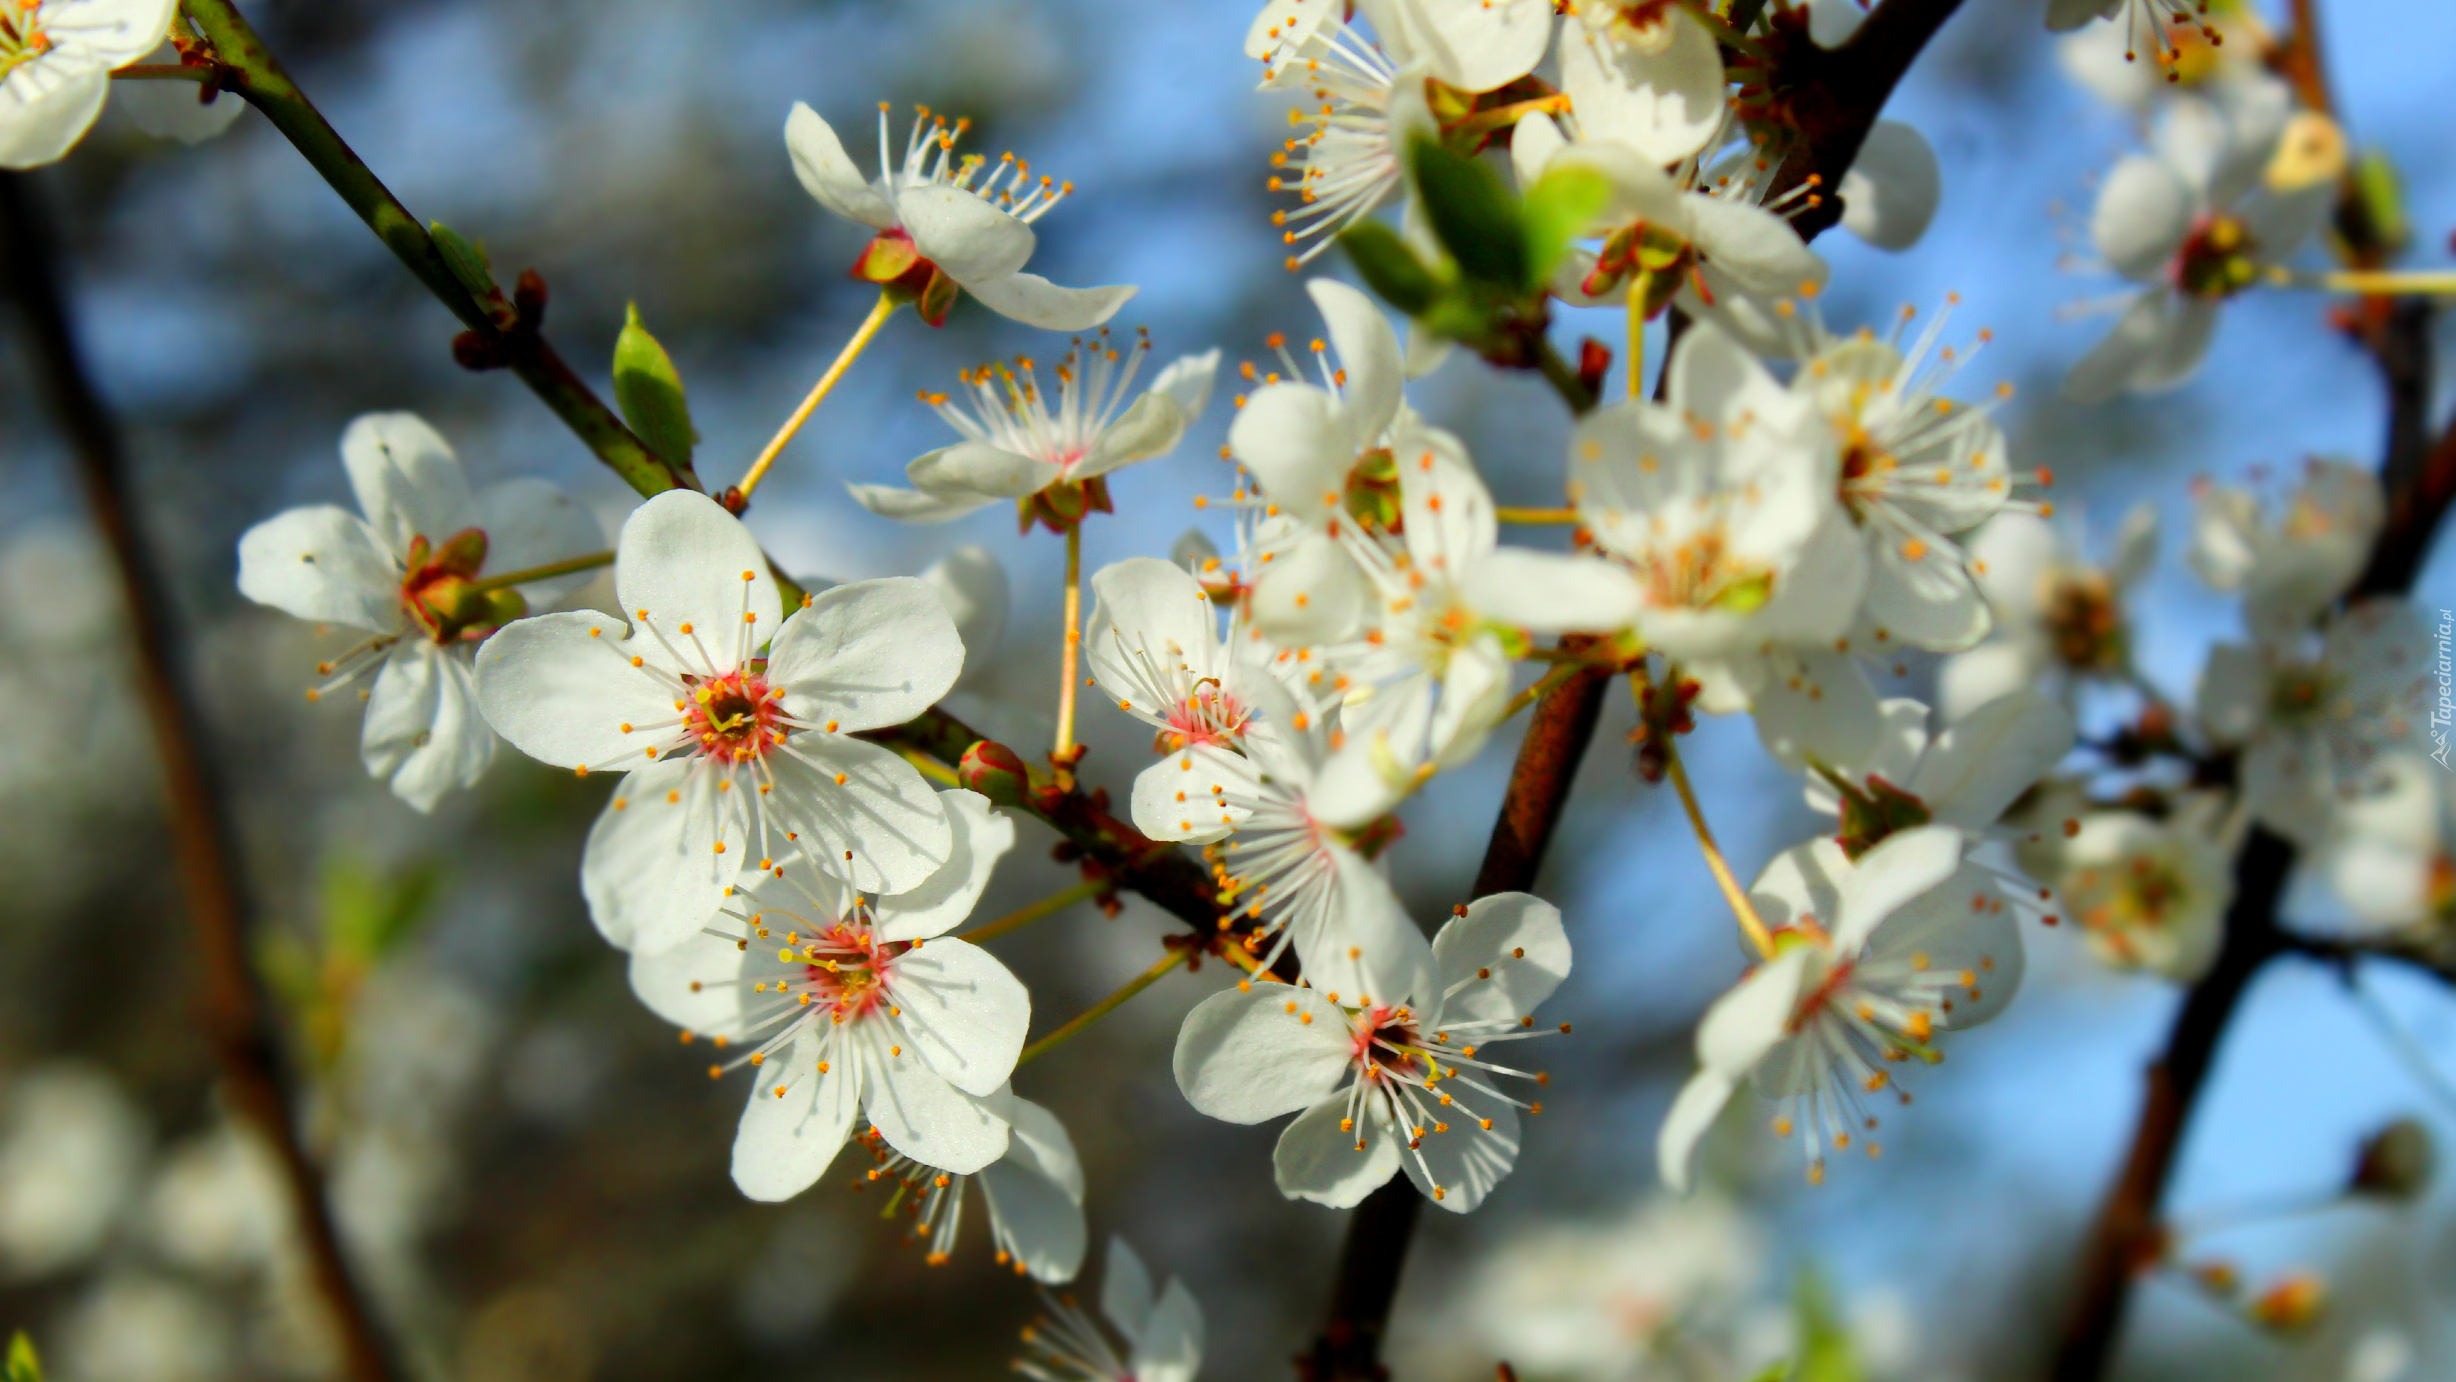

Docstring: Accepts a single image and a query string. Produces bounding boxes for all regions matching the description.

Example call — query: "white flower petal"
[864,1051,1012,1174]
[1274,1095,1401,1207]
[612,490,785,657]
[895,182,1035,284]
[765,737,955,896]
[1910,689,2075,829]
[1395,424,1495,575]
[1656,1069,1735,1194]
[1308,278,1403,445]
[1249,530,1372,646]
[2092,155,2193,282]
[884,935,1028,1096]
[1131,753,1247,844]
[1077,391,1189,480]
[580,762,745,955]
[235,505,399,632]
[1685,194,1825,298]
[873,790,1015,942]
[1431,893,1570,1026]
[338,412,476,555]
[1557,10,1723,166]
[921,545,1009,676]
[1292,849,1436,1008]
[1150,348,1220,422]
[364,642,494,813]
[960,271,1135,331]
[1230,382,1353,527]
[0,68,108,171]
[1832,824,1964,955]
[1748,645,1881,771]
[1839,121,1940,252]
[980,1107,1088,1284]
[731,1031,859,1202]
[1172,983,1353,1124]
[1133,1280,1207,1382]
[474,478,602,608]
[1458,549,1642,634]
[625,926,749,1034]
[768,576,965,733]
[783,102,894,230]
[847,483,998,524]
[1402,1083,1519,1213]
[472,609,677,770]
[1862,859,2026,1025]
[1101,1236,1157,1341]
[907,441,1061,501]
[116,42,244,143]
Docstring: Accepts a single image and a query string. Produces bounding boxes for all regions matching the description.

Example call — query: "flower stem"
[468,548,612,592]
[1055,521,1083,775]
[738,290,898,498]
[2274,267,2456,296]
[1495,506,1580,525]
[958,877,1108,945]
[1447,93,1568,140]
[1627,270,1651,400]
[111,63,210,81]
[890,743,961,787]
[1659,729,1775,960]
[1014,947,1188,1067]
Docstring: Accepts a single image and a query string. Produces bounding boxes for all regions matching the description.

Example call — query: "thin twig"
[0,173,403,1382]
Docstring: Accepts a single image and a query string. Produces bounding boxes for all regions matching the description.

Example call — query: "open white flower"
[852,337,1216,526]
[626,789,1027,1201]
[785,101,1133,329]
[2198,599,2431,847]
[1017,1238,1204,1382]
[2065,87,2332,402]
[1510,115,1829,357]
[2048,0,2236,80]
[851,1093,1086,1283]
[1086,555,1283,844]
[111,41,243,144]
[1938,504,2159,722]
[1803,692,2077,861]
[1789,304,2037,652]
[2188,458,2382,642]
[2315,756,2455,941]
[474,490,963,950]
[2058,803,2233,982]
[0,0,172,169]
[237,412,600,813]
[1659,826,2023,1191]
[1164,680,1432,1003]
[1175,893,1569,1212]
[2055,0,2282,114]
[1569,323,1876,768]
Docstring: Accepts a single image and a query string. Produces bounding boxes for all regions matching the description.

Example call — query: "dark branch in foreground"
[0,174,404,1382]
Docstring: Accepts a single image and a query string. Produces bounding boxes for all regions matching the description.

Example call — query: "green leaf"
[2352,147,2408,254]
[612,303,697,469]
[8,1331,42,1382]
[321,856,441,963]
[1741,1363,1789,1382]
[1339,222,1443,315]
[1522,164,1611,291]
[1409,136,1527,289]
[1791,1266,1862,1382]
[429,221,496,301]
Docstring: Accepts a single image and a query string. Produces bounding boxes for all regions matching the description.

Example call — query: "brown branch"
[0,175,402,1382]
[1770,0,1972,240]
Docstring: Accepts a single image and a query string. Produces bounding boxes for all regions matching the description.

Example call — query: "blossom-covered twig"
[0,174,404,1382]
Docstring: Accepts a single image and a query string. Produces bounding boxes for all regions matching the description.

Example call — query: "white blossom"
[237,412,600,813]
[1175,893,1569,1212]
[852,337,1216,525]
[1558,2,1726,168]
[1017,1237,1204,1382]
[474,490,963,950]
[2055,1,2283,114]
[1939,504,2159,721]
[112,41,242,143]
[2197,598,2430,847]
[2188,458,2383,642]
[0,0,172,169]
[786,101,1133,329]
[2058,803,2234,982]
[2315,756,2456,941]
[1660,826,2023,1190]
[626,789,1027,1200]
[0,1064,147,1280]
[1803,691,2077,859]
[2066,87,2332,401]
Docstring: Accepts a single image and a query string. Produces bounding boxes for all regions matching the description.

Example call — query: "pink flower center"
[1350,1004,1423,1082]
[1160,684,1249,751]
[800,922,905,1022]
[684,669,788,764]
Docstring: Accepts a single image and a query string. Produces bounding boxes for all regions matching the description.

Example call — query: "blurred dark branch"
[1773,0,1970,239]
[2280,932,2456,987]
[2057,5,2453,1364]
[0,175,403,1382]
[177,0,697,499]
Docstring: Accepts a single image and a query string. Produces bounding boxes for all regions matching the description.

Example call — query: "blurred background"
[4,0,2456,1378]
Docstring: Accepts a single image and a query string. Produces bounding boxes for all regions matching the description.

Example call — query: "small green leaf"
[8,1331,43,1382]
[322,856,441,963]
[1521,164,1611,291]
[613,303,696,469]
[1791,1266,1862,1382]
[429,221,496,301]
[2352,147,2408,254]
[1409,136,1527,289]
[1340,222,1443,315]
[1741,1362,1788,1382]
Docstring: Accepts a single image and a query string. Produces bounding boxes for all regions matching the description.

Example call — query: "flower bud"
[2246,1272,2326,1335]
[2350,1117,2433,1201]
[959,740,1032,808]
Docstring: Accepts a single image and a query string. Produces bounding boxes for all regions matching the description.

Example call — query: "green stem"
[958,877,1108,945]
[468,549,612,592]
[1014,948,1188,1067]
[1532,336,1598,417]
[176,0,695,500]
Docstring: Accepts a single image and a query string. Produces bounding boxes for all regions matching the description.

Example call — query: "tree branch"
[1773,0,1971,239]
[176,0,697,500]
[0,174,403,1382]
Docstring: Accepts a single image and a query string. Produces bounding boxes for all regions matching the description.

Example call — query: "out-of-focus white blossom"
[0,0,173,169]
[0,1064,147,1279]
[2058,800,2236,981]
[1940,504,2159,721]
[1017,1237,1204,1382]
[2189,459,2383,642]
